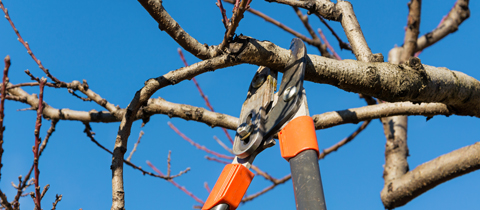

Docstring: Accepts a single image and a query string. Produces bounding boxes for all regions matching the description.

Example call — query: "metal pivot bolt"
[251,74,266,88]
[283,86,297,102]
[237,113,254,140]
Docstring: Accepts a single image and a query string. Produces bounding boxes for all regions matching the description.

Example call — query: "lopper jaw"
[202,38,320,210]
[232,38,308,163]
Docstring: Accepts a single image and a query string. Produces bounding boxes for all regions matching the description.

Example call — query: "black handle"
[289,149,327,210]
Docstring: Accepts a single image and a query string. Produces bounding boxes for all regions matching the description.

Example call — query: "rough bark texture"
[382,47,410,187]
[137,0,217,60]
[416,0,470,52]
[381,142,480,209]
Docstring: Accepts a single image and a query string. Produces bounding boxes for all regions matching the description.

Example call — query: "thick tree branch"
[401,0,421,60]
[137,0,218,60]
[381,47,410,187]
[98,1,480,117]
[381,142,480,209]
[312,102,450,129]
[415,0,470,53]
[335,1,372,62]
[226,37,480,117]
[110,54,238,210]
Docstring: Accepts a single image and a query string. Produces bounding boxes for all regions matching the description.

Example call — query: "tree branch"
[218,0,251,53]
[0,55,10,181]
[312,102,451,129]
[137,0,217,60]
[401,0,422,60]
[381,142,480,209]
[293,7,331,57]
[415,0,470,53]
[110,54,238,210]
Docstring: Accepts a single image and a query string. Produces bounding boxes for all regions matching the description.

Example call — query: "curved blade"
[232,66,277,159]
[264,38,307,139]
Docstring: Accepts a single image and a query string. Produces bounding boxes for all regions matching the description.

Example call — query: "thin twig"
[242,174,291,202]
[317,15,352,51]
[39,119,59,157]
[40,184,50,200]
[67,89,92,102]
[205,156,231,164]
[250,165,276,182]
[168,122,234,160]
[0,2,64,86]
[33,78,47,210]
[213,136,233,154]
[216,0,229,28]
[317,28,341,60]
[224,0,319,49]
[318,120,371,159]
[217,0,252,53]
[0,55,10,181]
[51,194,62,210]
[204,182,211,193]
[177,48,234,144]
[166,151,172,177]
[126,130,144,162]
[82,123,189,180]
[146,161,204,204]
[0,188,13,210]
[293,7,330,56]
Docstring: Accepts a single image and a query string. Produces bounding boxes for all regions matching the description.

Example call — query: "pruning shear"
[202,38,327,210]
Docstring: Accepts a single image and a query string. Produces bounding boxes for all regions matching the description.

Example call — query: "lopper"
[202,38,327,210]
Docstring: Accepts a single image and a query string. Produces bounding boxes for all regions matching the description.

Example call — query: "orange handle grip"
[202,164,254,210]
[278,116,319,161]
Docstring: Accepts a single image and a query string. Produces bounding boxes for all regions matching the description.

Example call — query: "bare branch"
[177,48,234,144]
[83,123,188,180]
[293,7,331,57]
[415,0,470,53]
[33,78,47,210]
[224,0,320,48]
[110,53,238,209]
[146,161,203,204]
[0,188,13,210]
[39,119,59,157]
[126,131,144,162]
[313,102,450,129]
[216,0,230,28]
[218,0,252,53]
[51,194,62,210]
[0,2,63,85]
[40,184,49,200]
[168,122,234,160]
[402,0,422,60]
[318,120,370,159]
[138,0,217,59]
[381,142,480,209]
[317,15,352,51]
[0,55,10,181]
[317,28,341,60]
[213,136,233,154]
[242,174,291,202]
[381,46,411,200]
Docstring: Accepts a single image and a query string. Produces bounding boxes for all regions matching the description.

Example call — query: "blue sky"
[0,0,479,209]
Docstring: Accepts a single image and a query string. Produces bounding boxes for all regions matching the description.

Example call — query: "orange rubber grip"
[202,164,254,210]
[278,116,319,161]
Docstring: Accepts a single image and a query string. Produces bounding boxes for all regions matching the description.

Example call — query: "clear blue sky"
[0,0,479,209]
